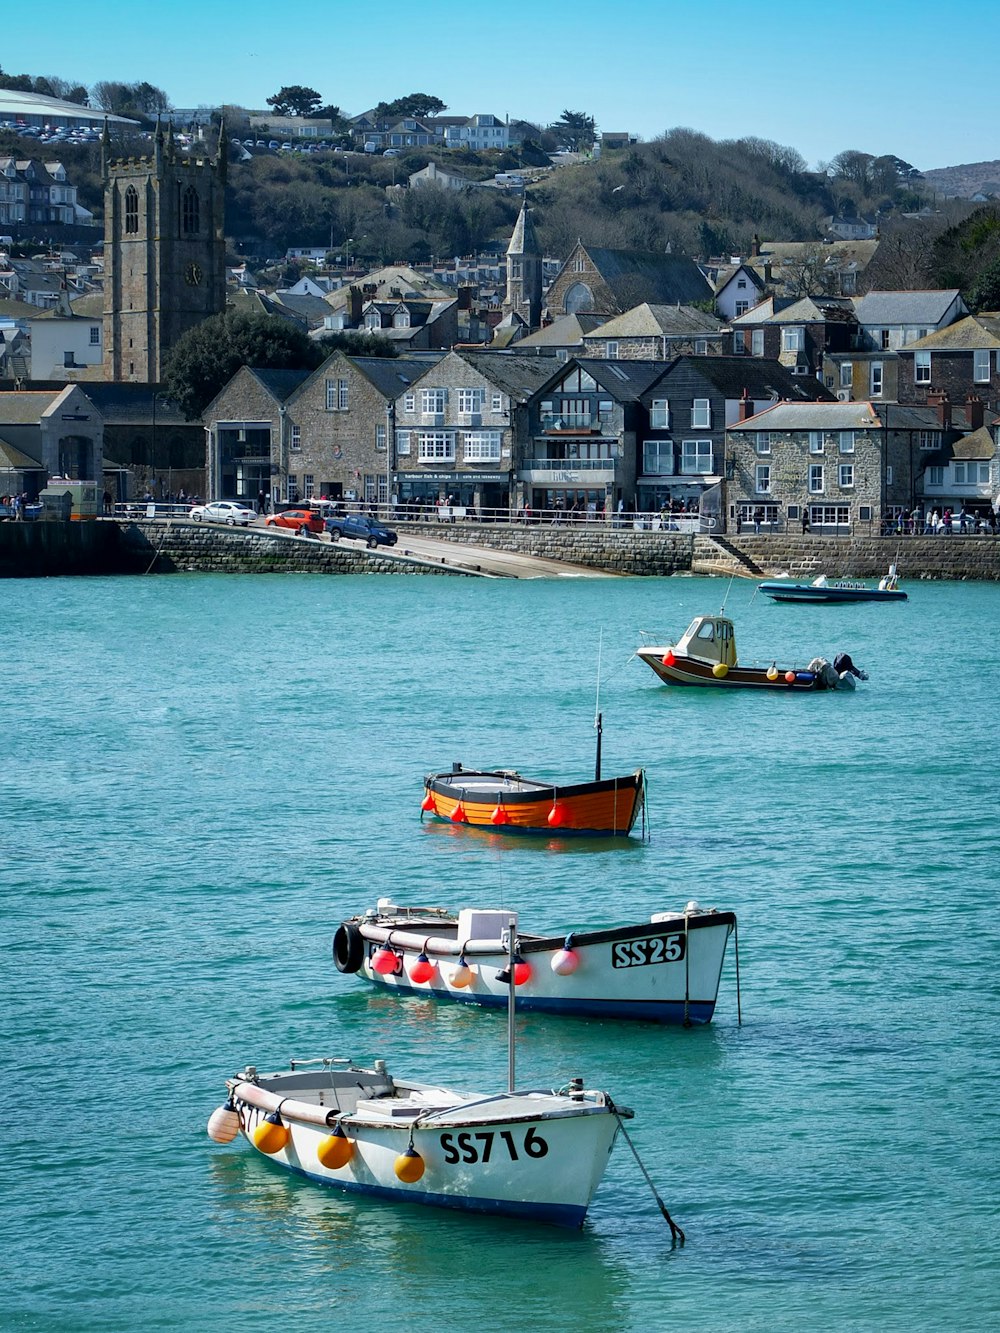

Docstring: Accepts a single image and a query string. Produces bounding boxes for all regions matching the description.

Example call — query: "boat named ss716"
[334,899,737,1025]
[208,1056,629,1228]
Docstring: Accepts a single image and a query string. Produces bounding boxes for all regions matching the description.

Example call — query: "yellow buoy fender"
[317,1124,354,1169]
[252,1110,289,1155]
[394,1145,426,1183]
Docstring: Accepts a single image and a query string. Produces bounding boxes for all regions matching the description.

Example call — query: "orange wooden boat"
[422,763,645,837]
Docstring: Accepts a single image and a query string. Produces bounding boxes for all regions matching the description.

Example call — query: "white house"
[29,304,103,379]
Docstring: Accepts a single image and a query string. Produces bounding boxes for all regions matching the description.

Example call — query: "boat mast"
[594,629,603,781]
[505,918,516,1091]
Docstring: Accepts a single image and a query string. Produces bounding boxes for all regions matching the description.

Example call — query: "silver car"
[189,500,256,526]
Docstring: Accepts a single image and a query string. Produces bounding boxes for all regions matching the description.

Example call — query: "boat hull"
[229,1072,620,1228]
[424,768,644,836]
[636,647,828,690]
[339,909,735,1024]
[758,582,907,603]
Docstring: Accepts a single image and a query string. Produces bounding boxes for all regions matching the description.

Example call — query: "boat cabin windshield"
[676,616,737,666]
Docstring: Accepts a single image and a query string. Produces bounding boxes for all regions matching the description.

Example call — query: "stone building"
[895,313,1000,410]
[725,399,958,533]
[544,243,713,319]
[203,367,310,504]
[580,302,727,361]
[503,201,542,331]
[103,121,226,382]
[391,350,557,512]
[0,383,103,494]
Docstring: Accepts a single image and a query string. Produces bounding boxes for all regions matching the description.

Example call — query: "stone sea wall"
[395,523,693,575]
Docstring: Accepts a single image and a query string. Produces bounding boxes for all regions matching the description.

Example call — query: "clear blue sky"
[8,0,996,170]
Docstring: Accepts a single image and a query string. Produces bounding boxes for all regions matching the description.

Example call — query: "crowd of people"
[882,505,1000,536]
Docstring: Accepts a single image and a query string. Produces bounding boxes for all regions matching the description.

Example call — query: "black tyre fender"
[333,922,364,973]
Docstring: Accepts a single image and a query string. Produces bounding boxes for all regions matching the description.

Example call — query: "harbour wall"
[3,519,1000,579]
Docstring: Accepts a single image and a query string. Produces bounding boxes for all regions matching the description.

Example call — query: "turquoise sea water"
[4,572,999,1331]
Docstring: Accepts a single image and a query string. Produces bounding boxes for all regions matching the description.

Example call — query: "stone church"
[102,120,226,382]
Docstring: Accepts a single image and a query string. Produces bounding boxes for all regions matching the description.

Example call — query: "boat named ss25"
[334,899,737,1025]
[636,614,867,691]
[208,1056,629,1228]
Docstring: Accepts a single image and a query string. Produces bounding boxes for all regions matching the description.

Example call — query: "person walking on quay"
[753,505,764,534]
[801,510,810,534]
[258,488,267,516]
[911,505,923,535]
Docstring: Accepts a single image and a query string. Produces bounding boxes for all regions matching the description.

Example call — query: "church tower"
[103,120,226,382]
[503,200,542,330]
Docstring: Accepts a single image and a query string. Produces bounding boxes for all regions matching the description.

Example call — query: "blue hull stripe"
[265,1158,587,1228]
[367,977,716,1025]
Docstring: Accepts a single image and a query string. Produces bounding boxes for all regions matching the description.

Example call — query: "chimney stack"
[738,387,754,422]
[965,393,984,430]
[347,285,363,326]
[927,389,952,428]
[751,233,761,258]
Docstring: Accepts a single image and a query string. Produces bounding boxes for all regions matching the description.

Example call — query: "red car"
[264,507,325,536]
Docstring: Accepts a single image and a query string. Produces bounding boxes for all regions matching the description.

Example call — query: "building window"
[395,430,411,456]
[919,430,938,449]
[181,185,199,235]
[287,474,298,501]
[457,387,483,414]
[809,464,824,493]
[974,349,991,382]
[755,432,771,455]
[375,423,386,451]
[691,399,711,428]
[755,464,770,494]
[811,505,850,527]
[839,431,855,454]
[421,388,445,415]
[303,474,315,499]
[124,185,139,234]
[606,340,619,359]
[886,465,893,485]
[927,465,944,486]
[694,339,708,356]
[573,255,586,272]
[681,439,712,474]
[879,329,891,350]
[403,392,415,412]
[809,431,823,454]
[915,351,931,384]
[325,379,337,410]
[737,278,747,289]
[751,329,764,356]
[839,463,854,487]
[870,363,883,396]
[417,431,455,461]
[840,362,853,388]
[781,327,804,353]
[463,430,502,461]
[735,301,750,316]
[597,399,614,419]
[290,425,301,452]
[649,399,669,429]
[643,440,674,475]
[338,379,348,410]
[491,393,503,412]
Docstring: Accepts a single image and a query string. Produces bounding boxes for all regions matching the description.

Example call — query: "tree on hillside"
[777,244,844,298]
[314,330,398,358]
[372,94,447,123]
[266,85,321,118]
[163,310,324,420]
[92,80,169,116]
[549,110,597,151]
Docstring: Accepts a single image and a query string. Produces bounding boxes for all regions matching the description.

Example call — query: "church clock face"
[185,262,203,287]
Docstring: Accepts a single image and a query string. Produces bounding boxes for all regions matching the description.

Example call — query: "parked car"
[189,500,256,526]
[326,513,398,548]
[264,506,325,535]
[382,148,401,157]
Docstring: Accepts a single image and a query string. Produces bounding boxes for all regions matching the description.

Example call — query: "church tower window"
[124,186,139,234]
[182,186,200,235]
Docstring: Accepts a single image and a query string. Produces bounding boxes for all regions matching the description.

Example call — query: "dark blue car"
[326,513,398,548]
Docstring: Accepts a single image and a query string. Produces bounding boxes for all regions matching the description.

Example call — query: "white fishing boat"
[333,899,738,1025]
[209,1056,628,1228]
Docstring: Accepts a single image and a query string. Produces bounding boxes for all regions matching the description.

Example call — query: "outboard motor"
[833,652,868,681]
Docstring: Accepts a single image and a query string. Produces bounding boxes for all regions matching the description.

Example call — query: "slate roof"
[904,313,1000,350]
[0,389,65,422]
[853,290,962,327]
[752,295,857,325]
[572,358,674,401]
[660,355,833,403]
[586,302,724,339]
[516,313,608,347]
[458,351,578,401]
[269,291,335,326]
[350,355,444,397]
[729,400,935,431]
[0,436,43,468]
[74,383,189,424]
[506,202,540,257]
[713,263,766,294]
[325,266,453,310]
[580,247,714,306]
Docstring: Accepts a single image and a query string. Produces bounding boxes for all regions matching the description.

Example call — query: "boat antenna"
[720,570,737,616]
[594,629,603,782]
[504,918,517,1091]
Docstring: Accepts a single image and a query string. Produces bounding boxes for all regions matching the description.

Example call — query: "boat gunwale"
[425,769,644,805]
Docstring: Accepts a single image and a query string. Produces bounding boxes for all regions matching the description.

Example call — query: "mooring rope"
[607,1099,685,1244]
